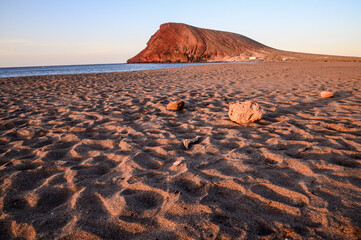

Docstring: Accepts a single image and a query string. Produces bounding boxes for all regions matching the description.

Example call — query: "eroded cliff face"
[127,23,361,63]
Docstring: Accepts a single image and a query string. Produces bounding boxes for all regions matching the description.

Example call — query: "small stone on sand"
[320,91,333,98]
[167,101,185,111]
[228,101,263,124]
[173,160,183,166]
[182,136,200,149]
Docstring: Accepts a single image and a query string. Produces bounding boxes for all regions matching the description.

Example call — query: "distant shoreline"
[0,62,250,79]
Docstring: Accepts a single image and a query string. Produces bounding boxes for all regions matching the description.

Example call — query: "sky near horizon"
[1,0,361,67]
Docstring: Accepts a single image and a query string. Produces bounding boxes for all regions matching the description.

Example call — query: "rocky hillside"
[128,23,361,63]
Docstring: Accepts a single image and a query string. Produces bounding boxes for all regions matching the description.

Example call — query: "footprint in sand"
[132,152,162,170]
[121,189,164,211]
[32,186,73,213]
[10,167,60,191]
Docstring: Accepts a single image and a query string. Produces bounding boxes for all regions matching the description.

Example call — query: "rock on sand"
[228,101,263,124]
[320,91,334,98]
[167,101,185,111]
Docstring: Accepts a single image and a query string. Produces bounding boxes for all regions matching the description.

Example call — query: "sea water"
[0,63,220,78]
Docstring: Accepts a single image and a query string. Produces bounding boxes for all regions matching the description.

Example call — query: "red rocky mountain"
[128,23,361,63]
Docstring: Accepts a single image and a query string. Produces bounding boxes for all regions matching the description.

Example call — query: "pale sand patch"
[0,62,360,239]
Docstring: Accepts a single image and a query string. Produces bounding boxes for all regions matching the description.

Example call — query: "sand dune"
[0,62,360,239]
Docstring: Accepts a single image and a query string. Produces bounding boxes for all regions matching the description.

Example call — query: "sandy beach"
[0,62,360,239]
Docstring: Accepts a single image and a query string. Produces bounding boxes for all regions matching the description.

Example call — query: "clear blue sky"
[1,0,361,67]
